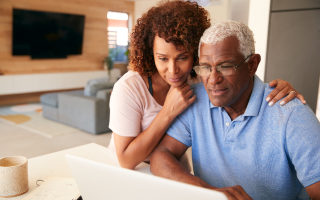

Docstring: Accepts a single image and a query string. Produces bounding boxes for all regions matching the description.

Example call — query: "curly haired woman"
[108,0,305,169]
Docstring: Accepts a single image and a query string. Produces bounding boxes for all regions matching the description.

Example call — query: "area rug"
[0,104,79,138]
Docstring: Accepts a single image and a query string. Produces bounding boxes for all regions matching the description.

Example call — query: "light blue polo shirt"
[166,75,320,200]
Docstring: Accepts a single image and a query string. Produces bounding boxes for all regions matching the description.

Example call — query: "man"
[150,21,320,200]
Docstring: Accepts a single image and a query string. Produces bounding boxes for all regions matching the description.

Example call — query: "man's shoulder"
[191,82,207,97]
[263,85,313,119]
[177,83,210,119]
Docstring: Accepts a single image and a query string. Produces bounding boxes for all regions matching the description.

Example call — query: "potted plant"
[103,56,114,75]
[103,48,118,75]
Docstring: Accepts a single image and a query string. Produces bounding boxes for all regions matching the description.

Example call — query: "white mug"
[0,156,28,197]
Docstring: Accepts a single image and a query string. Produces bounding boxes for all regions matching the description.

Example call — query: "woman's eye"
[179,57,188,60]
[159,57,167,61]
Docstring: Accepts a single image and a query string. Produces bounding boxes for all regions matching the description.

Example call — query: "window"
[107,11,128,62]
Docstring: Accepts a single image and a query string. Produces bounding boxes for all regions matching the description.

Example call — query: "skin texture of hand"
[162,81,196,121]
[210,185,253,200]
[267,79,306,106]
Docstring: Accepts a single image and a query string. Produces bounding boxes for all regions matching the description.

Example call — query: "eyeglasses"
[193,54,252,77]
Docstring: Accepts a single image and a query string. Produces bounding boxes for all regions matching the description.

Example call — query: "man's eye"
[220,65,233,69]
[200,66,210,69]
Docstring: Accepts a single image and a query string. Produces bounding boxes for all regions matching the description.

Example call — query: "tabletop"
[0,143,151,200]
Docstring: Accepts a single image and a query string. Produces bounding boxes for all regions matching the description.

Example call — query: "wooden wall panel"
[0,0,134,75]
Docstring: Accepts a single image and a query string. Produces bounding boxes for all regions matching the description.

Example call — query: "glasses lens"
[194,65,236,76]
[218,66,235,76]
[198,66,210,76]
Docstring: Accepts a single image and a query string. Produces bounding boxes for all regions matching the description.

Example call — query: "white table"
[0,143,151,200]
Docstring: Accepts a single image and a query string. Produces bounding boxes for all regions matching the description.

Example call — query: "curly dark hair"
[129,0,211,78]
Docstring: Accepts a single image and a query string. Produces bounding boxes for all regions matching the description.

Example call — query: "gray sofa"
[40,79,114,135]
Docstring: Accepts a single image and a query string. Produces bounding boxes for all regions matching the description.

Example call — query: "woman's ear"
[248,54,261,77]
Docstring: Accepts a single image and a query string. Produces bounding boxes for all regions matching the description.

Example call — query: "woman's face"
[153,35,194,87]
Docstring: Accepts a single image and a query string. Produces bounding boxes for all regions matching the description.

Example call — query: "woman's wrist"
[159,107,176,125]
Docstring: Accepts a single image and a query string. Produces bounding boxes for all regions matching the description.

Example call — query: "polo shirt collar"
[209,75,265,117]
[243,75,265,117]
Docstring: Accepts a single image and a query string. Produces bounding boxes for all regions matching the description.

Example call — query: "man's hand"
[211,185,253,200]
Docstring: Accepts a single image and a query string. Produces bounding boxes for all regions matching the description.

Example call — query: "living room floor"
[0,120,112,159]
[1,111,193,172]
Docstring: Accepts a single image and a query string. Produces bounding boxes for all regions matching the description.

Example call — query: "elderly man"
[150,21,320,200]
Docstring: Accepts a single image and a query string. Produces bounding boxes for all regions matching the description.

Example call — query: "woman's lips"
[168,77,182,83]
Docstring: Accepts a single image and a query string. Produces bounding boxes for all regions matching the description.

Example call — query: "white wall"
[133,0,232,26]
[248,0,271,81]
[231,0,250,24]
[317,76,320,121]
[204,0,232,23]
[134,0,158,25]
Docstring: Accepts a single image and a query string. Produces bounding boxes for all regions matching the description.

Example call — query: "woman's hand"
[162,82,196,120]
[266,79,306,106]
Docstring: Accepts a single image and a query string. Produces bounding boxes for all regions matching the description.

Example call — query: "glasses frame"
[194,54,253,77]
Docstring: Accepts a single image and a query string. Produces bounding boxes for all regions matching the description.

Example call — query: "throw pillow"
[84,77,113,97]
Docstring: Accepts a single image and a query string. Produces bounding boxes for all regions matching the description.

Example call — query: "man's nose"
[168,61,179,74]
[208,69,223,85]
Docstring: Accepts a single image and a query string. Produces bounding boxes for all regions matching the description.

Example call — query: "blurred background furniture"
[40,69,121,134]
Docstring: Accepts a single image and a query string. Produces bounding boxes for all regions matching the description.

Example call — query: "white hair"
[199,20,255,61]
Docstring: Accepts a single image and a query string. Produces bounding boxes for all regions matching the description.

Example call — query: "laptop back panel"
[66,154,227,200]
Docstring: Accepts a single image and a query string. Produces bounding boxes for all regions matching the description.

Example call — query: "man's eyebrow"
[217,59,236,65]
[199,61,210,66]
[199,59,235,66]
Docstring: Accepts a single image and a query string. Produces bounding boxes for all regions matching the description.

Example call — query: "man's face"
[199,36,253,108]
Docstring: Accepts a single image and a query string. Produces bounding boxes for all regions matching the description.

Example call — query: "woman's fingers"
[266,79,306,106]
[266,86,285,106]
[278,91,297,106]
[268,79,278,88]
[296,93,307,104]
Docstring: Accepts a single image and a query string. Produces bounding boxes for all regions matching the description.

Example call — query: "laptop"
[66,154,227,200]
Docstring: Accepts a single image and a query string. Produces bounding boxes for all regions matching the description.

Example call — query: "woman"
[108,0,305,169]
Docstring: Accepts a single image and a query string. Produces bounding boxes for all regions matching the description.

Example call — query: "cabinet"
[265,0,320,112]
[0,70,115,95]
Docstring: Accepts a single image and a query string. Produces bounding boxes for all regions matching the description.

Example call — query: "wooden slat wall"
[0,0,134,75]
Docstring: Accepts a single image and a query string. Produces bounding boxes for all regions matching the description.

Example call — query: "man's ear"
[248,54,261,77]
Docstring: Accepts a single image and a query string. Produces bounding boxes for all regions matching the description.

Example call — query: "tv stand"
[0,70,116,95]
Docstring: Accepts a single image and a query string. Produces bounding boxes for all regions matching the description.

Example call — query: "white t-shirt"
[108,70,162,151]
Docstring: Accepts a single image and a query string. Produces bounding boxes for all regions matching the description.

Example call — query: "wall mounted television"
[12,9,85,59]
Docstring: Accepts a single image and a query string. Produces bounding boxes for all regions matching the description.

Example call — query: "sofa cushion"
[40,92,59,108]
[84,77,113,97]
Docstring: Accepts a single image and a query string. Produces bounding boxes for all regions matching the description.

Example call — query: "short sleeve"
[109,81,142,137]
[166,111,192,147]
[286,104,320,187]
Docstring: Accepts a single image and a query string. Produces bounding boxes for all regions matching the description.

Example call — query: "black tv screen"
[12,9,85,59]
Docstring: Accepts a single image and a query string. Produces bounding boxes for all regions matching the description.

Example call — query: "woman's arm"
[266,79,306,106]
[114,82,195,169]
